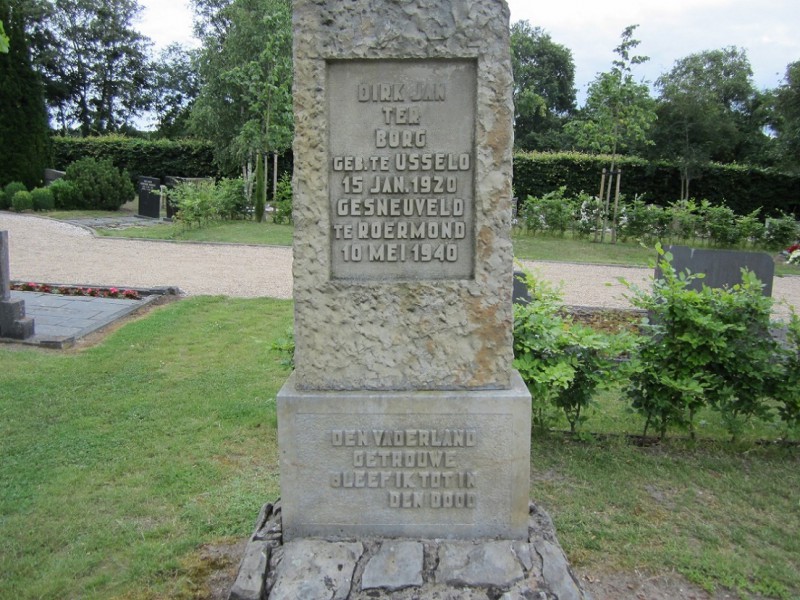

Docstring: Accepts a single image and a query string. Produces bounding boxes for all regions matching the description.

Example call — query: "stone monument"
[0,231,35,340]
[277,0,531,541]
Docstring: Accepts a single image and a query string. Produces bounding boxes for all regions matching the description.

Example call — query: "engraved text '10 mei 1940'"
[328,60,477,280]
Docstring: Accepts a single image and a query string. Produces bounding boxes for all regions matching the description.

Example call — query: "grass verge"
[1,298,798,598]
[0,297,292,599]
[94,220,294,246]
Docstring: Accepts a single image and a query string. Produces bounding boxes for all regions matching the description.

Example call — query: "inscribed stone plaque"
[278,372,531,540]
[328,60,476,281]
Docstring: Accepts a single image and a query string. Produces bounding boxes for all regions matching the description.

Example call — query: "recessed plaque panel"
[328,60,476,281]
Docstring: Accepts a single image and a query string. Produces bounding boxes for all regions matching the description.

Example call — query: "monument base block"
[277,372,532,541]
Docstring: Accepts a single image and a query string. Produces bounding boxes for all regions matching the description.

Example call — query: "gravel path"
[1,213,797,318]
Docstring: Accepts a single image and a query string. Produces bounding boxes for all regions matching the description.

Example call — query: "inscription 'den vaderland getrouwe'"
[329,428,478,510]
[328,60,476,280]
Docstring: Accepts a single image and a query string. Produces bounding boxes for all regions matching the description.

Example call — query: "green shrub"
[272,172,293,225]
[48,179,81,210]
[773,312,800,432]
[701,202,742,247]
[64,157,135,211]
[169,181,218,228]
[216,177,250,219]
[2,181,26,210]
[11,190,33,212]
[622,245,779,440]
[513,268,631,432]
[763,213,798,250]
[618,198,669,242]
[30,187,54,211]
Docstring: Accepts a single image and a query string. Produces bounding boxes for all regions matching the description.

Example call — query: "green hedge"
[52,135,219,181]
[513,152,800,217]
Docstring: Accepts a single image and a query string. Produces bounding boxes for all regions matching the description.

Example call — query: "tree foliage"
[0,18,9,52]
[510,21,576,151]
[652,47,769,197]
[30,0,152,135]
[190,0,292,185]
[149,43,200,138]
[771,61,800,174]
[0,0,50,188]
[565,25,655,158]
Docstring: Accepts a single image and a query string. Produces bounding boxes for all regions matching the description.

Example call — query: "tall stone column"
[278,0,530,541]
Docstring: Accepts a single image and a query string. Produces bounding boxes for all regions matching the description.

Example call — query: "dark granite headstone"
[513,270,531,305]
[137,176,162,219]
[657,245,775,296]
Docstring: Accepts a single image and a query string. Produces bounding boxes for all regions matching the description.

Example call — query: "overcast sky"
[137,0,800,101]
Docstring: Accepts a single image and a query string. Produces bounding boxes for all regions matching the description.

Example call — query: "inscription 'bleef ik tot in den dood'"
[329,428,478,510]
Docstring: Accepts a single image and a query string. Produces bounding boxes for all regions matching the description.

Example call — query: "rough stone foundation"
[228,501,590,600]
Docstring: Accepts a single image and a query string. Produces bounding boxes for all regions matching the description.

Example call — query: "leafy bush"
[513,268,631,432]
[521,187,574,236]
[169,178,254,227]
[30,187,54,211]
[64,157,135,210]
[573,192,600,238]
[2,181,26,210]
[169,181,219,228]
[216,177,250,219]
[773,312,800,432]
[763,213,798,250]
[622,245,780,440]
[700,203,742,247]
[11,190,33,212]
[618,198,669,242]
[48,179,82,210]
[272,172,293,225]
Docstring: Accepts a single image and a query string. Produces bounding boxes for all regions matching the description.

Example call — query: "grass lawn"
[1,298,798,598]
[94,220,294,246]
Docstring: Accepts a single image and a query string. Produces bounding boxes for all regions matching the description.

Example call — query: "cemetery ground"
[1,210,799,598]
[1,296,799,600]
[84,213,800,278]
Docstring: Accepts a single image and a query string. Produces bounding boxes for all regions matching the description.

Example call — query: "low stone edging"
[229,500,590,600]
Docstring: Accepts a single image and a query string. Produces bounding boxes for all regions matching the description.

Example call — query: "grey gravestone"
[658,245,774,296]
[0,231,35,339]
[137,176,162,219]
[44,168,65,186]
[278,0,530,542]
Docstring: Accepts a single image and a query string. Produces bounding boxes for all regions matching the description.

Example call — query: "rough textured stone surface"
[536,540,584,600]
[228,540,270,600]
[291,0,515,391]
[435,541,525,587]
[0,231,34,339]
[229,501,589,599]
[361,541,423,591]
[268,539,363,600]
[277,371,531,540]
